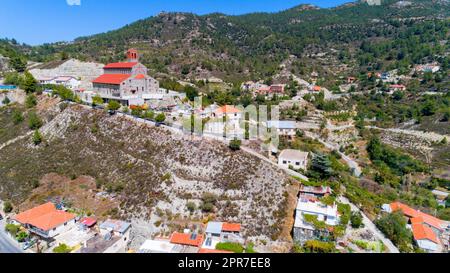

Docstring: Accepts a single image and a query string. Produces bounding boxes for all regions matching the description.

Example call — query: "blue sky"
[0,0,351,45]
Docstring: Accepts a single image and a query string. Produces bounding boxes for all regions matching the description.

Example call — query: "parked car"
[23,239,37,250]
[108,110,117,116]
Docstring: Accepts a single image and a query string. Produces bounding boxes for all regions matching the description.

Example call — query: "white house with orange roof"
[203,221,244,250]
[383,202,448,252]
[91,49,160,106]
[12,202,76,239]
[204,105,244,138]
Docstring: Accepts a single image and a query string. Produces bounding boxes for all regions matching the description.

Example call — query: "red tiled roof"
[13,202,76,231]
[390,202,445,230]
[14,202,56,225]
[104,62,138,69]
[198,248,233,254]
[81,217,97,227]
[28,211,76,231]
[92,74,131,85]
[412,224,439,244]
[222,223,241,233]
[170,232,204,247]
[215,105,241,114]
[135,74,146,79]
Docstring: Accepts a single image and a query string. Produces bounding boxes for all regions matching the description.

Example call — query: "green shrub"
[3,201,13,213]
[216,242,244,253]
[350,212,364,228]
[28,111,43,129]
[53,243,73,253]
[229,139,242,151]
[32,130,43,145]
[5,224,20,236]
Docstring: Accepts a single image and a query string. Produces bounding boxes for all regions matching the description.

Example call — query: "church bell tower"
[127,49,139,62]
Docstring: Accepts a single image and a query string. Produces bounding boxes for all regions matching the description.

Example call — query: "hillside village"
[0,0,449,254]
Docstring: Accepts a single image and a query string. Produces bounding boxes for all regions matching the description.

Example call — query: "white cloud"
[66,0,81,6]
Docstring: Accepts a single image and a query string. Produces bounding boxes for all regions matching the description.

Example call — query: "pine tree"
[311,153,334,179]
[32,130,42,145]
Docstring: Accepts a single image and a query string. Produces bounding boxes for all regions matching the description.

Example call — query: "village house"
[12,202,76,239]
[79,219,131,253]
[278,149,309,171]
[389,84,406,92]
[139,239,179,253]
[415,64,440,73]
[293,197,339,244]
[92,49,160,106]
[382,202,449,252]
[309,85,322,92]
[36,76,80,90]
[53,76,80,89]
[138,231,203,253]
[267,120,297,138]
[299,185,332,198]
[37,76,55,85]
[170,230,204,253]
[269,84,286,94]
[203,222,244,250]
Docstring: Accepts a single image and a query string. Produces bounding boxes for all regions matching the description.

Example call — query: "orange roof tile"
[14,202,56,225]
[198,248,233,254]
[313,86,321,91]
[13,202,76,231]
[222,223,241,233]
[412,224,439,244]
[390,202,445,230]
[28,210,76,231]
[170,232,204,247]
[135,74,146,79]
[214,105,241,114]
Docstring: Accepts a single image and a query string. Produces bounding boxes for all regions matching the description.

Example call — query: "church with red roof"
[92,49,160,106]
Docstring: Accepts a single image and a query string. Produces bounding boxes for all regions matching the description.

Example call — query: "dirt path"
[0,131,33,151]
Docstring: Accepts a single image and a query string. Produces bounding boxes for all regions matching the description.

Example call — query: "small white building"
[267,121,297,138]
[139,239,178,253]
[278,149,309,170]
[53,76,80,90]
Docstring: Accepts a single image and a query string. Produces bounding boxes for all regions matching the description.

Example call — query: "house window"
[283,161,287,164]
[296,162,300,166]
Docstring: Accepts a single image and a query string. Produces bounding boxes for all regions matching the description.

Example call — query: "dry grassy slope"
[0,104,292,239]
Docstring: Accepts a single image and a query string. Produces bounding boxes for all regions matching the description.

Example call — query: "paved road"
[339,197,400,253]
[0,221,23,253]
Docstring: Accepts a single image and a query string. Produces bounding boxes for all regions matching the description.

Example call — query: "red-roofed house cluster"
[92,49,160,106]
[383,202,449,252]
[138,221,244,253]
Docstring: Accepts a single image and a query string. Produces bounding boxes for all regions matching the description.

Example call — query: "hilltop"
[16,0,449,83]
